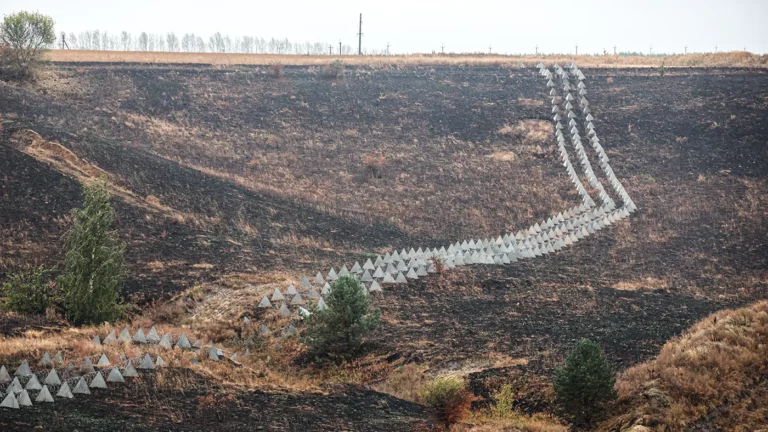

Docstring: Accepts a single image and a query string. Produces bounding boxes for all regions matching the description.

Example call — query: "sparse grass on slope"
[603,301,768,431]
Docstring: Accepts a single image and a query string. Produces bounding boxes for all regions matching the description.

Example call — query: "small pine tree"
[554,339,617,428]
[59,177,124,325]
[305,275,380,358]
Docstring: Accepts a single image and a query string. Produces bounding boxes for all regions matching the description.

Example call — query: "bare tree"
[240,36,254,54]
[166,32,179,52]
[255,37,265,53]
[68,32,78,49]
[195,36,205,52]
[181,33,194,52]
[156,34,165,51]
[138,32,148,51]
[209,32,225,53]
[120,31,131,50]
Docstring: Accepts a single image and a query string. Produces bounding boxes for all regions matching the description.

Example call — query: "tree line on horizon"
[58,30,361,55]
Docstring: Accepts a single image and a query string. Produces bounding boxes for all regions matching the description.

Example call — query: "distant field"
[45,49,768,68]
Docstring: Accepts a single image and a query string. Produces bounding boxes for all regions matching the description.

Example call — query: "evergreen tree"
[305,275,380,358]
[59,177,124,325]
[554,339,617,428]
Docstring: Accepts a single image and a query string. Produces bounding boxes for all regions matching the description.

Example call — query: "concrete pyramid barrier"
[372,267,385,278]
[81,357,96,373]
[300,277,311,288]
[369,281,383,292]
[92,335,102,346]
[158,334,173,350]
[406,268,418,279]
[315,272,325,285]
[339,265,350,276]
[103,330,117,345]
[363,259,375,270]
[208,346,220,361]
[382,273,396,284]
[307,287,320,299]
[17,389,32,407]
[44,368,61,386]
[147,326,161,343]
[36,385,54,403]
[395,272,407,283]
[122,362,139,378]
[271,288,284,301]
[317,298,328,311]
[39,352,53,367]
[90,372,107,389]
[286,283,298,296]
[56,381,74,398]
[328,268,338,280]
[175,333,192,350]
[287,324,297,336]
[290,293,305,305]
[133,328,147,344]
[278,303,292,317]
[258,296,273,308]
[25,374,42,391]
[96,354,110,367]
[322,283,331,296]
[351,262,362,273]
[0,391,19,409]
[139,353,156,370]
[72,377,91,394]
[361,270,373,282]
[8,377,22,394]
[0,366,10,381]
[107,366,125,383]
[119,328,132,343]
[14,360,32,377]
[260,323,271,336]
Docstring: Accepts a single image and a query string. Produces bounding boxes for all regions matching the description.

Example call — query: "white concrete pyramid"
[317,298,328,311]
[44,368,60,386]
[406,268,418,279]
[369,280,383,292]
[34,384,53,403]
[287,324,297,336]
[133,328,147,344]
[278,303,292,317]
[119,328,132,343]
[300,276,311,288]
[72,377,91,394]
[271,288,284,301]
[395,272,407,283]
[307,287,320,299]
[0,391,19,409]
[322,283,331,295]
[139,353,156,370]
[90,372,107,389]
[175,333,192,349]
[260,323,271,335]
[351,262,362,273]
[361,270,373,282]
[17,389,32,407]
[25,374,42,391]
[328,268,337,280]
[14,360,31,377]
[209,346,220,361]
[56,381,73,398]
[286,283,298,296]
[122,362,138,378]
[339,265,350,276]
[39,352,53,367]
[258,296,273,308]
[146,326,161,343]
[81,357,95,373]
[92,335,101,346]
[7,377,22,394]
[0,366,9,382]
[372,267,384,278]
[290,293,305,305]
[159,334,173,350]
[314,272,325,285]
[103,330,117,345]
[96,354,110,367]
[106,366,125,383]
[382,273,395,283]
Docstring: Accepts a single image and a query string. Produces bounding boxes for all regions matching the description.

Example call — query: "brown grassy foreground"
[44,50,768,68]
[604,301,768,431]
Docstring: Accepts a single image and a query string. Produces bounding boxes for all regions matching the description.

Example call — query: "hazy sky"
[3,0,767,54]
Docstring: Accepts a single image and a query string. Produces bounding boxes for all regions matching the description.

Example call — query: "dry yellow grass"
[603,300,768,431]
[44,50,768,68]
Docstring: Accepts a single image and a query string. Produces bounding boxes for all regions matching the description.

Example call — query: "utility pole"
[441,43,445,54]
[535,45,538,55]
[715,45,718,53]
[489,45,492,54]
[613,45,616,55]
[329,45,333,55]
[339,41,342,55]
[684,45,687,54]
[357,13,363,55]
[386,42,390,55]
[60,32,69,50]
[649,45,652,56]
[575,44,578,55]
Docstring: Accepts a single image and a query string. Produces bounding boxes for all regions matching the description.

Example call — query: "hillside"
[1,62,767,430]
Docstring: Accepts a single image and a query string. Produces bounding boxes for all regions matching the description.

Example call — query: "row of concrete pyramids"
[1,354,159,409]
[539,62,636,212]
[253,65,636,317]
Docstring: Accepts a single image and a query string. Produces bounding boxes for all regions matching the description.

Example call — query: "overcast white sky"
[3,0,767,54]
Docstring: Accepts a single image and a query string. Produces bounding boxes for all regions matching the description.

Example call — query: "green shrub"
[0,11,55,79]
[58,177,125,325]
[1,266,58,315]
[304,275,380,358]
[419,376,473,429]
[490,384,516,418]
[554,339,617,428]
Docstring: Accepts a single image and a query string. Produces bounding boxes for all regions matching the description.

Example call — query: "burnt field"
[1,63,768,429]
